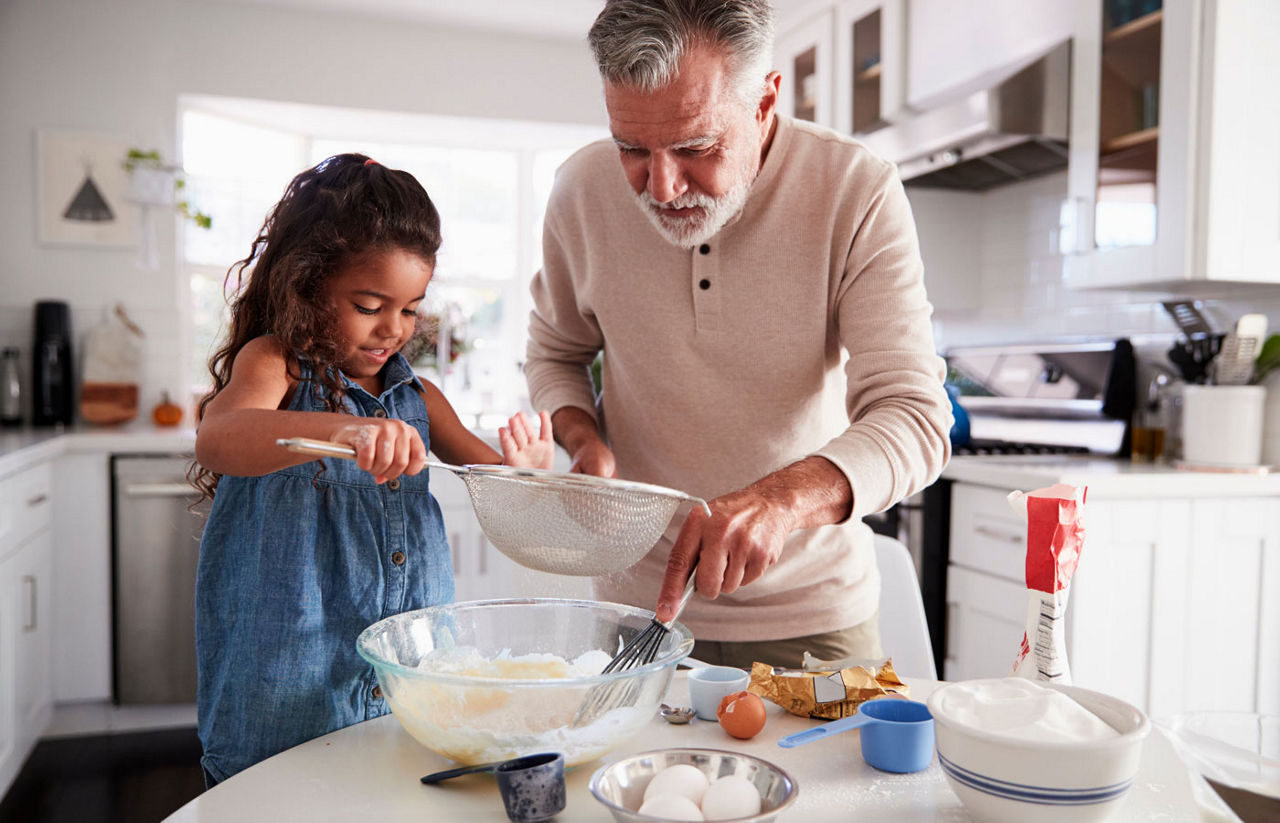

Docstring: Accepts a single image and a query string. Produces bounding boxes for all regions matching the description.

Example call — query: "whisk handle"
[661,563,699,629]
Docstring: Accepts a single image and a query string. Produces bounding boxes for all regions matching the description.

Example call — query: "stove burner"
[954,439,1092,456]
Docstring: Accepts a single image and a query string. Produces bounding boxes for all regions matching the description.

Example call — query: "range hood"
[863,40,1072,191]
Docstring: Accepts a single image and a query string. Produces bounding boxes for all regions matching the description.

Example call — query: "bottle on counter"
[1,347,21,427]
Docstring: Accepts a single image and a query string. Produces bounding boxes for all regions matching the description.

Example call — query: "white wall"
[909,172,1280,352]
[0,0,603,420]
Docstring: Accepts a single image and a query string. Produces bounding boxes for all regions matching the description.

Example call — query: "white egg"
[642,763,710,806]
[637,793,705,820]
[699,775,762,821]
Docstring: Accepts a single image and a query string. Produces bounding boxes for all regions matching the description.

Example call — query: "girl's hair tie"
[364,158,379,166]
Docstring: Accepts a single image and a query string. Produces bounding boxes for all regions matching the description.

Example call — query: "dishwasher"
[111,454,208,704]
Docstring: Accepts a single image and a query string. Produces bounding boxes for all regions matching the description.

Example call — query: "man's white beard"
[633,167,755,248]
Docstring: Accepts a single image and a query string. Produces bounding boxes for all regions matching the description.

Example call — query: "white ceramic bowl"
[589,748,798,823]
[928,679,1150,823]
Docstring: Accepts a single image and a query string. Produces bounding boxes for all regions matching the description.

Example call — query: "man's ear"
[758,71,782,125]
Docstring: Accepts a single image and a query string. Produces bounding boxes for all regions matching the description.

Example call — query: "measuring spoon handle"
[420,762,501,784]
[776,712,873,748]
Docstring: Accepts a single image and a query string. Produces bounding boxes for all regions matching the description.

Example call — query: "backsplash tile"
[909,171,1280,351]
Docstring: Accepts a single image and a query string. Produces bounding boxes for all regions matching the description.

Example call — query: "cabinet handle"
[26,493,48,507]
[975,524,1023,545]
[22,575,37,632]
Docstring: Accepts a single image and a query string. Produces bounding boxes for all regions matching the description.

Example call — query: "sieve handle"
[275,438,462,474]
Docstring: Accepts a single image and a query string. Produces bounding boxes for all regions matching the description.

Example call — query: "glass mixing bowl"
[356,598,693,767]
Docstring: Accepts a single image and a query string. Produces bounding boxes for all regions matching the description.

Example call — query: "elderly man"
[524,0,950,669]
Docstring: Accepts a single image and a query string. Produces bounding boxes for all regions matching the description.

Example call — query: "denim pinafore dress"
[195,353,452,783]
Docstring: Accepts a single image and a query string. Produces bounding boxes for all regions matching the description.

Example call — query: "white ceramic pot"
[1181,385,1266,467]
[1262,372,1280,468]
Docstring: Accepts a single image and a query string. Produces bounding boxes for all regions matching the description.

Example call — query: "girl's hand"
[334,420,428,484]
[499,410,554,470]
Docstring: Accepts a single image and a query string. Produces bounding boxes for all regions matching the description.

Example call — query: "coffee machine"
[32,300,74,426]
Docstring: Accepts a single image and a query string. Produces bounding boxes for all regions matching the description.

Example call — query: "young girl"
[191,153,553,785]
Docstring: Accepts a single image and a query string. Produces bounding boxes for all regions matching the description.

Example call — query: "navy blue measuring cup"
[777,698,935,773]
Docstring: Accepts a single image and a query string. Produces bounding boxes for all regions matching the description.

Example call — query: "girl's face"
[324,246,433,394]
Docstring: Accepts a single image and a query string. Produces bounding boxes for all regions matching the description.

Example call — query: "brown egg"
[716,690,767,739]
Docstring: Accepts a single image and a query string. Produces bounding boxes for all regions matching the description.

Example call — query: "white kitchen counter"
[943,453,1280,497]
[0,422,197,473]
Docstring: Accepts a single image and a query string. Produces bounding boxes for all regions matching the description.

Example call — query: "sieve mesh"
[460,473,686,576]
[273,439,708,576]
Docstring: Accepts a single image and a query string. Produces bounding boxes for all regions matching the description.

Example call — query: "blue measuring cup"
[777,698,935,773]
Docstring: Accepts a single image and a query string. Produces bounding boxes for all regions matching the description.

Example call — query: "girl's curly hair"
[190,153,442,500]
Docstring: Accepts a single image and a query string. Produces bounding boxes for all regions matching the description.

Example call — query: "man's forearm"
[550,406,602,455]
[748,455,853,530]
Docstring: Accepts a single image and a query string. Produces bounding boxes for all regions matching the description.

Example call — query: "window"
[180,97,604,429]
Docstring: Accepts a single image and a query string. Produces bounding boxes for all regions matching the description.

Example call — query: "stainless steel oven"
[110,454,207,704]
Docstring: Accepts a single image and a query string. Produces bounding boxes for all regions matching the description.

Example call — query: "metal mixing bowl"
[356,598,693,767]
[589,748,799,823]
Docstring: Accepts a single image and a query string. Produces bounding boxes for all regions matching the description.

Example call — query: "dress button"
[373,408,387,418]
[391,551,406,565]
[699,244,710,255]
[387,478,400,490]
[372,685,383,699]
[699,279,711,290]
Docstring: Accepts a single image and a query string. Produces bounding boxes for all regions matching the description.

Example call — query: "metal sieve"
[276,438,710,576]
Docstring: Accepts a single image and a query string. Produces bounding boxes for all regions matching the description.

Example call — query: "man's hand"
[654,457,853,623]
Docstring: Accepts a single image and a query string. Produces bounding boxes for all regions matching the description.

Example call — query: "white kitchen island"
[164,672,1212,822]
[940,454,1280,722]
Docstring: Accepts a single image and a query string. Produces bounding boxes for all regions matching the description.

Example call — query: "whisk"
[572,566,699,727]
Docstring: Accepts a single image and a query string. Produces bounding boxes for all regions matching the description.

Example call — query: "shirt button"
[699,244,711,255]
[387,479,401,490]
[372,685,383,699]
[699,279,711,290]
[391,551,406,565]
[373,408,387,418]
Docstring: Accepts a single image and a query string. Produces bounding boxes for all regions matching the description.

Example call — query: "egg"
[716,690,767,739]
[642,763,710,806]
[700,775,763,821]
[637,793,705,820]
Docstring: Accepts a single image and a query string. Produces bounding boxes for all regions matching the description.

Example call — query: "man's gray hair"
[588,0,775,107]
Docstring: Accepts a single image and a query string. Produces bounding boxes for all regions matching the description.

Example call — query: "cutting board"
[81,304,143,425]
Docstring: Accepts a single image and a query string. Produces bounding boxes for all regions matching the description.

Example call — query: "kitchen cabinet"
[775,1,905,134]
[905,0,1074,109]
[1064,0,1280,290]
[775,6,836,127]
[0,459,55,801]
[946,480,1280,718]
[834,0,907,134]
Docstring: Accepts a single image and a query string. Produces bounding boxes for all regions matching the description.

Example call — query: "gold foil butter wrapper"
[747,659,908,720]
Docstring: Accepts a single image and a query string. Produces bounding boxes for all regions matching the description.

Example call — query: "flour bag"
[1006,484,1087,684]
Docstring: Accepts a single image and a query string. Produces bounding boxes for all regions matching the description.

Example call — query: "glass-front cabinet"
[1065,0,1280,290]
[775,8,835,127]
[835,0,906,135]
[1094,2,1161,250]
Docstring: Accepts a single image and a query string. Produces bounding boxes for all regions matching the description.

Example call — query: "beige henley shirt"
[525,115,951,642]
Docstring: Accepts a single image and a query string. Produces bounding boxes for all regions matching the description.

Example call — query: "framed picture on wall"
[36,130,136,247]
